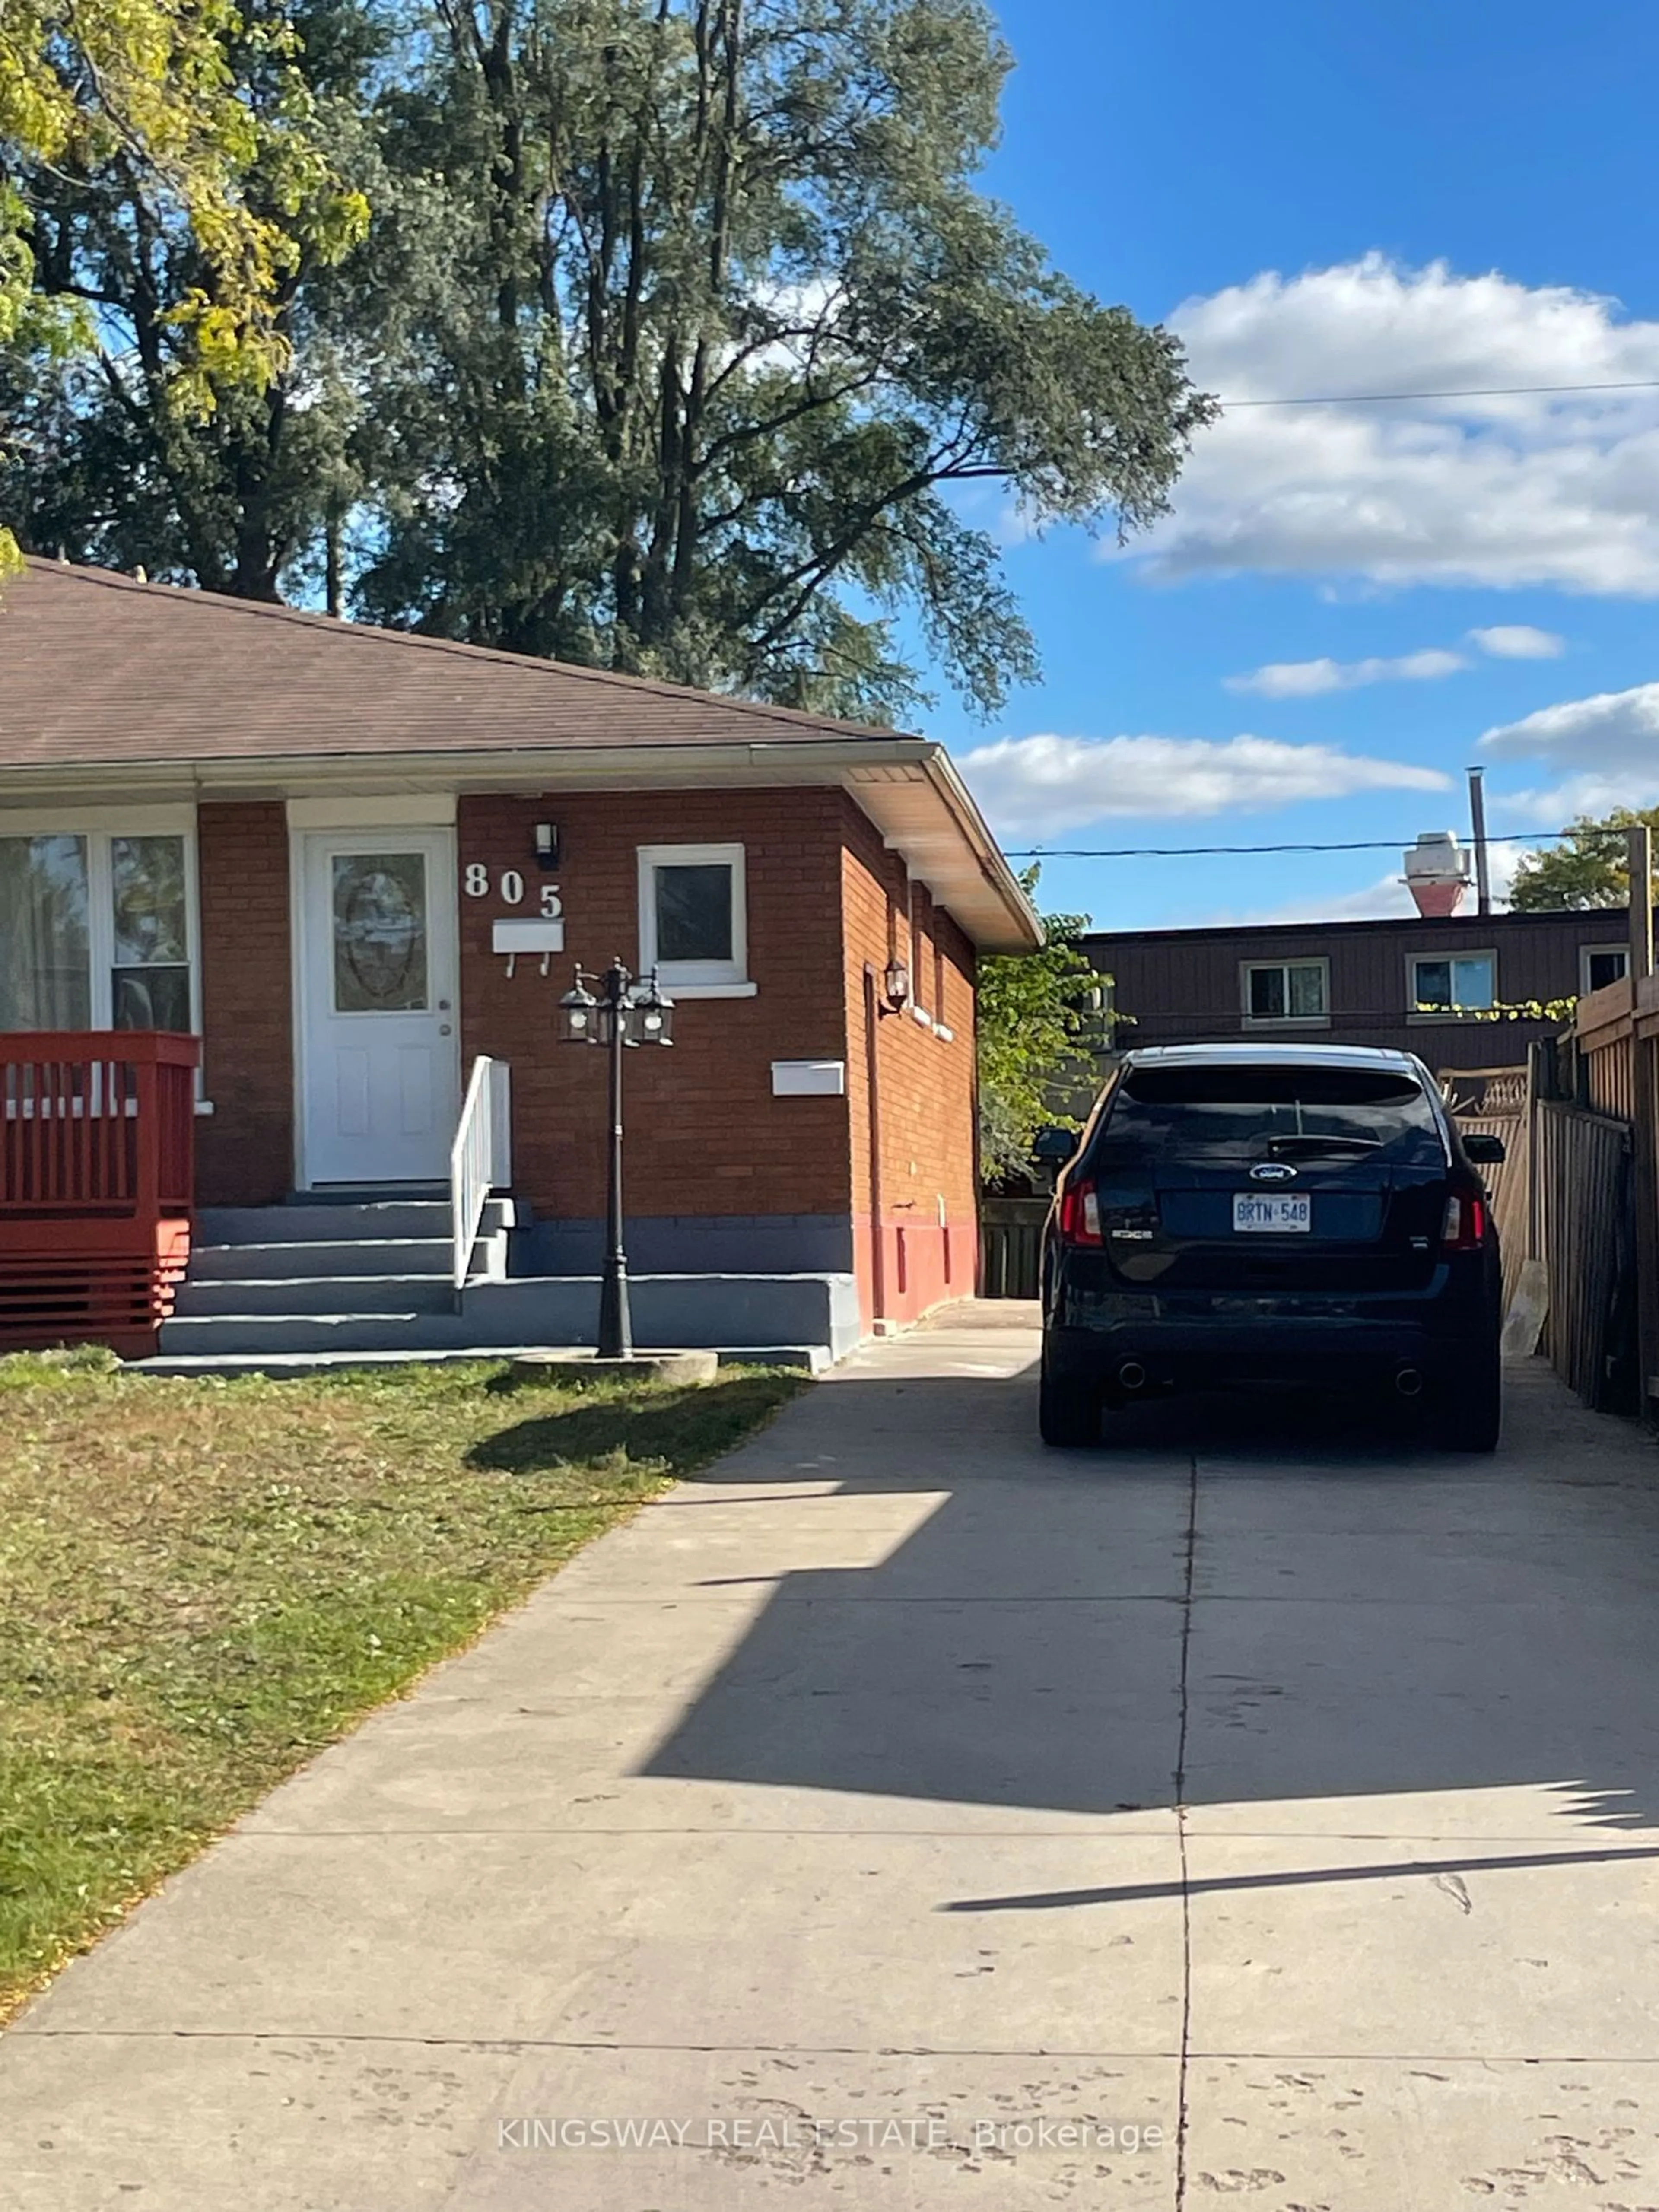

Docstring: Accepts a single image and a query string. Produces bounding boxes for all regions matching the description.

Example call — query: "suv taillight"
[1442,1190,1487,1251]
[1058,1179,1103,1246]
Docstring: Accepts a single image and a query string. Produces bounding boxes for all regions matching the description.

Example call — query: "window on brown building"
[1241,957,1329,1027]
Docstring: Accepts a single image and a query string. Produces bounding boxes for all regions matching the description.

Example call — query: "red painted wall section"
[194,801,294,1205]
[839,798,979,1330]
[456,788,854,1223]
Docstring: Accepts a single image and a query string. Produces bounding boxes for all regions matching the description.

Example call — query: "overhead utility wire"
[1221,378,1659,407]
[1084,1007,1576,1028]
[1005,830,1598,860]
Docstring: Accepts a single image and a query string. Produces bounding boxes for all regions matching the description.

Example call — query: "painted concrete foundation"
[163,1199,864,1367]
[515,1213,855,1279]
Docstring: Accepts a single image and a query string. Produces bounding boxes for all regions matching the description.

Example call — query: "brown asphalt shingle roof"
[0,559,909,770]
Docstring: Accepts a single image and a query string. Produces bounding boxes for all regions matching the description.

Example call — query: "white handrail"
[450,1056,513,1293]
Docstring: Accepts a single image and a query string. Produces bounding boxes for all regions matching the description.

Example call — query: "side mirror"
[1031,1126,1078,1164]
[1463,1131,1506,1165]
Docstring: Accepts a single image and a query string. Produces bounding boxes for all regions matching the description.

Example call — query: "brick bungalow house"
[0,558,1038,1366]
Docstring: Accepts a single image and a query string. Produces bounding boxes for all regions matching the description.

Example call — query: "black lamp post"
[559,959,675,1359]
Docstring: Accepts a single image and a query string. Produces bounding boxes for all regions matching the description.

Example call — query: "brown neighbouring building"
[1084,906,1634,1073]
[0,558,1038,1365]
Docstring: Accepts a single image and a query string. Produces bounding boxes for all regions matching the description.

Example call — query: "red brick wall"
[457,788,854,1221]
[195,801,294,1205]
[188,783,982,1317]
[840,798,978,1327]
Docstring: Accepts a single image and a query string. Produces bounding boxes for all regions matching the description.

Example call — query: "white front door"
[298,830,460,1185]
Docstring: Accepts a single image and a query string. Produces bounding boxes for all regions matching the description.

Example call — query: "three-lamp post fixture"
[559,960,675,1359]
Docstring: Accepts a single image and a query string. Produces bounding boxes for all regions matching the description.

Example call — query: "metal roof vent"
[1402,829,1471,918]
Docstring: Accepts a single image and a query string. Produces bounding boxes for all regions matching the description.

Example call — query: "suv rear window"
[1095,1063,1445,1165]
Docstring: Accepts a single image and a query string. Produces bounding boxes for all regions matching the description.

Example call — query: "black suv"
[1038,1043,1504,1452]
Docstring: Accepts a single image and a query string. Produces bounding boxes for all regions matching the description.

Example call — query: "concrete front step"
[159,1313,476,1356]
[189,1238,454,1283]
[172,1274,455,1319]
[197,1201,448,1246]
[195,1198,520,1247]
[283,1182,448,1204]
[127,1344,831,1379]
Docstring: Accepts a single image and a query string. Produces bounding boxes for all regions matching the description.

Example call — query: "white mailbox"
[493,917,566,976]
[492,919,566,954]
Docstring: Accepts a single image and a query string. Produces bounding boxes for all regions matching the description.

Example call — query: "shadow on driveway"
[629,1352,1659,1847]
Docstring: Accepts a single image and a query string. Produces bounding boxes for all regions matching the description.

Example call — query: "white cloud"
[1484,846,1523,907]
[1227,647,1467,697]
[1141,256,1659,595]
[1481,680,1659,775]
[1226,624,1569,696]
[1476,679,1659,823]
[1468,624,1565,659]
[955,732,1449,839]
[1499,775,1658,826]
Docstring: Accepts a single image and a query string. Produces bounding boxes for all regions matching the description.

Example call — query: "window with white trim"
[1242,957,1329,1026]
[0,826,198,1034]
[1409,951,1495,1014]
[1583,944,1630,995]
[637,842,749,992]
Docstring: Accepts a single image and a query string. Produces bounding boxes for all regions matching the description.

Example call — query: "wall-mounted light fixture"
[880,955,911,1015]
[534,821,560,871]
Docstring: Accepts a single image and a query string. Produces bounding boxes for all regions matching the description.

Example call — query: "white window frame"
[1581,943,1631,997]
[0,804,202,1041]
[1240,956,1330,1030]
[636,842,753,996]
[1407,948,1497,1020]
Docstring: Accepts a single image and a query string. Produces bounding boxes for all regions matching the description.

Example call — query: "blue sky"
[937,0,1659,930]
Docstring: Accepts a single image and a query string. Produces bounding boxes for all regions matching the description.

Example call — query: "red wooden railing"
[0,1032,200,1356]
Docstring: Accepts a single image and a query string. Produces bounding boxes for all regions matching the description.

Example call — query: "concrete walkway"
[7,1308,1659,2206]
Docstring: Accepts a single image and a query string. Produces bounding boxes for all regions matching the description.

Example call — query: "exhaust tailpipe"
[1394,1366,1424,1399]
[1118,1360,1148,1392]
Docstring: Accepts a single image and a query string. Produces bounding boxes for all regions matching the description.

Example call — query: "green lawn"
[0,1349,804,2021]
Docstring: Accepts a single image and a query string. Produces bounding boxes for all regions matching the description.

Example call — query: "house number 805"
[465,863,561,917]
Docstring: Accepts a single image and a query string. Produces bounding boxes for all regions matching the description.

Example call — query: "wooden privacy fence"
[979,1195,1046,1299]
[1441,1067,1532,1320]
[1447,1044,1646,1415]
[1528,965,1659,1417]
[1532,1095,1634,1410]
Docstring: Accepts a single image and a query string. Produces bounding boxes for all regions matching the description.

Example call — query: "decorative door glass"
[331,852,429,1013]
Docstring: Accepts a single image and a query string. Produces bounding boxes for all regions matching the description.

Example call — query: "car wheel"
[1436,1349,1502,1453]
[1039,1370,1099,1449]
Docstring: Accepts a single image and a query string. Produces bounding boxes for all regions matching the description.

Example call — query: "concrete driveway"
[7,1305,1659,2207]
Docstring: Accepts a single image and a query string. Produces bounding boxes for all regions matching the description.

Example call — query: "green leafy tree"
[353,0,1215,718]
[976,868,1106,1184]
[1,0,375,593]
[6,0,1213,715]
[1510,807,1659,911]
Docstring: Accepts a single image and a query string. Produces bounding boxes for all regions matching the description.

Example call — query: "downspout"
[862,963,887,1326]
[969,949,985,1295]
